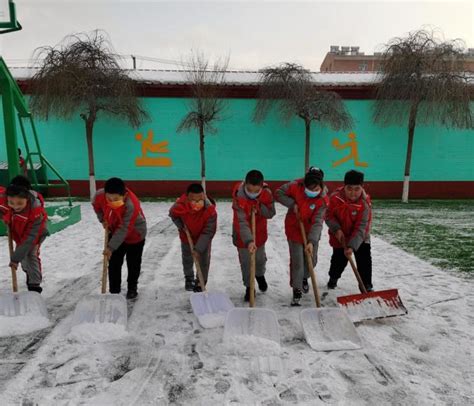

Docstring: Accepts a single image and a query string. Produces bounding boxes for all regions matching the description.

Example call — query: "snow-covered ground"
[0,202,472,405]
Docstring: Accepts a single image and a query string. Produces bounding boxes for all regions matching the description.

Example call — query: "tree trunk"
[304,119,311,173]
[85,116,96,201]
[199,124,206,193]
[402,103,418,203]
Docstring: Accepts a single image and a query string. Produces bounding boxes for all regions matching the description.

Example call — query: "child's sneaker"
[185,277,194,291]
[126,289,138,300]
[291,288,302,306]
[27,285,42,294]
[302,278,309,294]
[193,280,203,293]
[256,276,268,292]
[244,287,255,302]
[327,278,338,289]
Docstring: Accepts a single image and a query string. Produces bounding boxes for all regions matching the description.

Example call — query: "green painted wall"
[1,98,473,181]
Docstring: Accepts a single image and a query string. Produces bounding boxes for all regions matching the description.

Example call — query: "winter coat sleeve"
[325,197,341,233]
[347,199,371,251]
[108,199,137,251]
[169,201,185,230]
[232,198,253,247]
[11,214,45,263]
[194,209,217,253]
[275,181,296,209]
[308,202,327,249]
[258,187,276,219]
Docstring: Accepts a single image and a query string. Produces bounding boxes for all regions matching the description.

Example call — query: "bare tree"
[30,30,149,199]
[177,52,229,191]
[254,63,353,172]
[373,29,473,202]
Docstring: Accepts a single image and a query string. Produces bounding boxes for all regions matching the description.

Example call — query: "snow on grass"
[372,200,474,274]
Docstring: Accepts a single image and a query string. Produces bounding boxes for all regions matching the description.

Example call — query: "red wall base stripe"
[47,180,474,199]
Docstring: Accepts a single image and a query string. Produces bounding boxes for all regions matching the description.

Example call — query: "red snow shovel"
[337,253,407,323]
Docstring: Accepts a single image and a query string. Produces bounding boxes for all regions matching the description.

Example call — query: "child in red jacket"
[276,167,328,306]
[169,183,217,292]
[92,177,147,299]
[325,170,373,292]
[0,176,48,293]
[232,170,275,302]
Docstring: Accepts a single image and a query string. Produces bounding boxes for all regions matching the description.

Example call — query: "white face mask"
[245,187,262,200]
[305,188,320,198]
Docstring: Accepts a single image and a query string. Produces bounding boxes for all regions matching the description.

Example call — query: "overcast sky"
[1,0,472,71]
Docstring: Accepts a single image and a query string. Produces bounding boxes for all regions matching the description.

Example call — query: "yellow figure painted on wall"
[135,130,172,167]
[332,132,368,168]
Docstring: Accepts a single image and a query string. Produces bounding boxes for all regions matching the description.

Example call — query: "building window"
[359,62,368,71]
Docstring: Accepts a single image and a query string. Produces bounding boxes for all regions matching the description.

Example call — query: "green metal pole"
[2,79,20,182]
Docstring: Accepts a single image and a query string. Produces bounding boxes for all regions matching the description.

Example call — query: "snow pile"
[48,214,67,224]
[68,322,129,344]
[196,311,228,328]
[0,315,50,337]
[223,334,281,356]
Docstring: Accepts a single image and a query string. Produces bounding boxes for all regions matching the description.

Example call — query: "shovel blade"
[337,289,407,323]
[301,307,362,351]
[190,291,234,328]
[224,308,280,346]
[0,291,48,318]
[71,294,127,327]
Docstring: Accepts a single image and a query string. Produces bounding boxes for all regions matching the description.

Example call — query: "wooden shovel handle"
[102,225,109,294]
[184,226,207,293]
[7,227,18,293]
[347,254,367,294]
[298,217,320,308]
[249,208,256,308]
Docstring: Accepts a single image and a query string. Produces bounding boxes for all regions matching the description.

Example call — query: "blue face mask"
[305,188,320,198]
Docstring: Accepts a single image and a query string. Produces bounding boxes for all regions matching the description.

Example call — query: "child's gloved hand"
[293,204,299,218]
[192,250,201,262]
[9,261,18,270]
[103,248,112,260]
[247,241,257,254]
[335,229,345,244]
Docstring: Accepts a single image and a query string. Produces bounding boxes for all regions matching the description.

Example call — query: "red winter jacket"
[325,187,372,250]
[0,187,48,263]
[92,188,147,251]
[275,179,329,245]
[169,194,217,253]
[232,182,275,248]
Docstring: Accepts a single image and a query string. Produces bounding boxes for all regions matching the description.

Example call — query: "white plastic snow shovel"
[0,227,48,318]
[185,227,234,328]
[298,219,362,352]
[224,209,280,348]
[71,226,127,327]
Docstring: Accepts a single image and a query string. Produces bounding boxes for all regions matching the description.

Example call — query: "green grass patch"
[372,200,474,274]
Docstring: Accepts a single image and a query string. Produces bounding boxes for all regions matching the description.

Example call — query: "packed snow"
[0,314,50,338]
[0,202,472,405]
